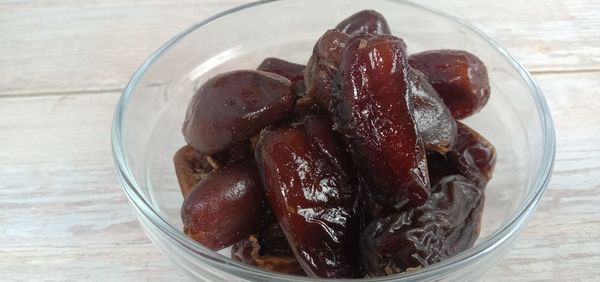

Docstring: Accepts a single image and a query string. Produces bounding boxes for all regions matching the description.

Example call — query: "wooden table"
[2,0,599,281]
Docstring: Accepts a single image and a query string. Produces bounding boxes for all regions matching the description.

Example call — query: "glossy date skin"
[305,29,351,111]
[409,50,490,120]
[332,34,430,208]
[255,116,363,278]
[428,122,496,187]
[231,223,306,275]
[257,57,307,96]
[336,10,391,36]
[360,175,484,276]
[306,9,391,110]
[181,160,271,250]
[410,69,457,154]
[182,70,295,155]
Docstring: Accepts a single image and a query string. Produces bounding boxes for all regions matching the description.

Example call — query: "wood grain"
[1,0,599,96]
[1,0,599,281]
[0,0,251,96]
[0,93,179,281]
[484,71,600,281]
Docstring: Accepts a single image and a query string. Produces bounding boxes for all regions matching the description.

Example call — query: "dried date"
[410,69,457,154]
[182,70,295,155]
[332,34,430,208]
[336,10,391,36]
[305,29,351,110]
[181,160,271,250]
[255,116,363,278]
[409,50,490,120]
[360,175,483,276]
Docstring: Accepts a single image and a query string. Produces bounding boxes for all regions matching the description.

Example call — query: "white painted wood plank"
[0,0,252,96]
[483,71,600,281]
[426,0,600,73]
[1,0,599,96]
[0,92,190,281]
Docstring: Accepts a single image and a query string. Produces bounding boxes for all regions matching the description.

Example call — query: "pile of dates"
[174,10,496,278]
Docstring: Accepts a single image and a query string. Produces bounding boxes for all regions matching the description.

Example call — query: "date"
[410,69,457,154]
[332,34,430,208]
[409,50,490,120]
[305,29,351,110]
[360,175,483,276]
[181,160,271,250]
[255,116,363,278]
[182,70,295,155]
[336,10,391,36]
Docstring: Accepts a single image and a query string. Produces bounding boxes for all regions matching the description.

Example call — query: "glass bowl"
[111,0,555,281]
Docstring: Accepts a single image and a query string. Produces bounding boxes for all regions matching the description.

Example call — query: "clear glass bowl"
[111,0,555,281]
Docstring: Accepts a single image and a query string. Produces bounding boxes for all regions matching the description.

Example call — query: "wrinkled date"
[257,57,307,96]
[232,223,306,275]
[332,34,430,208]
[305,29,351,110]
[410,69,457,154]
[182,70,295,155]
[173,145,215,198]
[360,175,484,276]
[255,116,363,278]
[443,177,485,256]
[428,122,496,187]
[181,160,271,250]
[409,50,490,120]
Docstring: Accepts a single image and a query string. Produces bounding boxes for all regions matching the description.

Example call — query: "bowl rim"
[111,0,556,280]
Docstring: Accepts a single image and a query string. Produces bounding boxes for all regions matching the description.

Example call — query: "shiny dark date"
[181,160,271,250]
[409,50,491,120]
[410,69,457,154]
[360,175,484,276]
[257,57,306,96]
[305,29,351,110]
[451,122,497,184]
[255,116,363,278]
[336,10,391,36]
[182,70,295,155]
[332,34,430,208]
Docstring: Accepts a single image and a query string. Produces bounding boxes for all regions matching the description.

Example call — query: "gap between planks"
[1,68,599,100]
[0,88,123,99]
